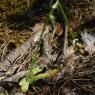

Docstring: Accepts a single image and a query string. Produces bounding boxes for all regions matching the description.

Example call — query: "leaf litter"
[0,1,95,95]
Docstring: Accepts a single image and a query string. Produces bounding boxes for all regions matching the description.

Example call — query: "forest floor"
[0,0,95,95]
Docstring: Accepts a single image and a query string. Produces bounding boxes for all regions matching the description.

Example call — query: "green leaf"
[31,53,37,65]
[52,0,59,9]
[49,13,55,26]
[19,78,29,92]
[58,1,68,25]
[19,67,43,93]
[27,66,44,83]
[29,67,43,76]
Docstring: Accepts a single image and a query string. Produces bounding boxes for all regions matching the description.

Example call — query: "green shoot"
[19,0,73,93]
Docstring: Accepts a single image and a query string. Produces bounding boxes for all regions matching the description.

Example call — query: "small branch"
[4,70,28,82]
[63,24,68,59]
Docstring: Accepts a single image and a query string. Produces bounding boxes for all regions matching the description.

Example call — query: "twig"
[63,24,68,59]
[4,70,28,82]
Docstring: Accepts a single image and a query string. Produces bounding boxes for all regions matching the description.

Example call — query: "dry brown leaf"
[81,31,95,55]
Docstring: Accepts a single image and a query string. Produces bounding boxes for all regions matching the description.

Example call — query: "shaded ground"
[0,0,95,95]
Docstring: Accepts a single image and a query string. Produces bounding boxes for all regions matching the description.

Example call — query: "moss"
[0,0,39,22]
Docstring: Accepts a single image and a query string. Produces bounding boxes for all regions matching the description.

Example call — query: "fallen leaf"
[81,31,95,55]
